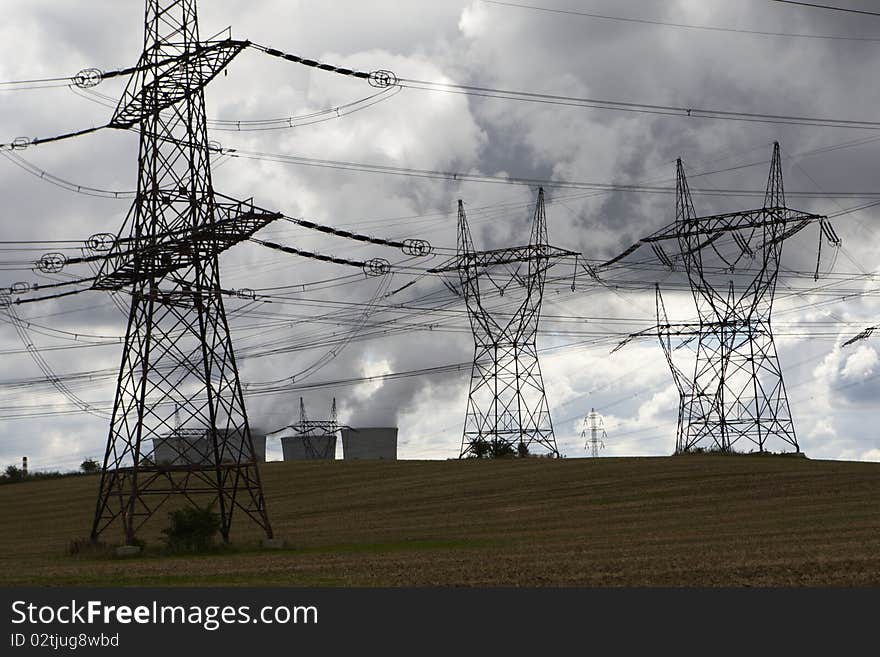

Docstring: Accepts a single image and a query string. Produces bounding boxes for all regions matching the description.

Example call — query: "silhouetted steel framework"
[453,189,576,458]
[277,397,346,459]
[646,143,834,453]
[91,0,275,543]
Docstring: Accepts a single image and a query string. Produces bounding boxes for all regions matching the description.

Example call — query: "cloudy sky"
[1,0,880,470]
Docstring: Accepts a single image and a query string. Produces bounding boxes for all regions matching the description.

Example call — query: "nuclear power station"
[281,434,337,461]
[270,398,342,460]
[269,398,398,460]
[3,0,873,570]
[341,428,398,460]
[152,429,267,466]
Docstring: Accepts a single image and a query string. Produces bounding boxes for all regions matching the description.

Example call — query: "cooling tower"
[341,427,398,460]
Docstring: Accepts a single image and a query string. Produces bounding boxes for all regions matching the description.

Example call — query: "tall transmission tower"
[270,397,345,459]
[448,189,577,458]
[91,0,276,543]
[581,408,606,457]
[641,143,835,454]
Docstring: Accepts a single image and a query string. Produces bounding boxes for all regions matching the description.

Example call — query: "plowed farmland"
[1,455,878,586]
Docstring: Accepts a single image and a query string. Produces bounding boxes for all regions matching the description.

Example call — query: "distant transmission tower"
[643,143,836,454]
[280,397,345,459]
[581,408,606,457]
[91,0,277,543]
[448,189,577,458]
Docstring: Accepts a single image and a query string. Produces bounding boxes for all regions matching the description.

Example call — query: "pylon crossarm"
[111,38,250,129]
[752,218,813,251]
[94,197,281,290]
[642,208,826,244]
[429,245,577,274]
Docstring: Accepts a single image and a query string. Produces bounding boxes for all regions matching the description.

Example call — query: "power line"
[223,147,880,199]
[0,150,136,199]
[397,77,880,131]
[0,125,108,151]
[483,0,880,42]
[4,9,880,466]
[0,55,178,90]
[12,135,880,202]
[0,75,75,87]
[9,48,880,160]
[3,270,876,402]
[253,42,880,130]
[71,84,401,132]
[769,0,880,18]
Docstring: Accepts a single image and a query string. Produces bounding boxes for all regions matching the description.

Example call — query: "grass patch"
[294,537,506,556]
[676,446,808,457]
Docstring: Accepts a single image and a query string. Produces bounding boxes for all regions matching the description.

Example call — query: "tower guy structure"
[640,143,835,454]
[581,408,607,457]
[448,189,576,458]
[91,0,277,543]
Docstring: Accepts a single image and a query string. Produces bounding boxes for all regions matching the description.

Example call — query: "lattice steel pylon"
[581,408,607,457]
[453,189,576,458]
[645,143,834,454]
[91,0,274,543]
[269,398,345,460]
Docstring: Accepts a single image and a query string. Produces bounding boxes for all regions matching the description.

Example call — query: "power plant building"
[279,433,337,460]
[341,427,398,460]
[152,428,267,466]
[271,397,342,461]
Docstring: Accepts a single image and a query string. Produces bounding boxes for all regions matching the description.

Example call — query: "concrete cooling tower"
[341,427,398,460]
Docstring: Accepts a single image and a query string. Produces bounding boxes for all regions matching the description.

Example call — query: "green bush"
[466,438,523,459]
[3,465,25,482]
[467,437,491,458]
[80,458,100,473]
[490,441,516,459]
[161,505,222,553]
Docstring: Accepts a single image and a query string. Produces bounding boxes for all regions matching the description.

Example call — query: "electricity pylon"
[644,143,835,454]
[270,398,345,459]
[449,189,577,458]
[581,408,607,457]
[91,0,275,543]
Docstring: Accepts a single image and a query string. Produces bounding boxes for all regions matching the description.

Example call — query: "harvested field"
[0,455,878,586]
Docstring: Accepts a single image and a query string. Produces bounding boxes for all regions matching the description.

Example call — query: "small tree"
[3,465,25,482]
[490,440,516,459]
[468,437,491,459]
[161,505,222,552]
[468,438,524,459]
[80,458,100,473]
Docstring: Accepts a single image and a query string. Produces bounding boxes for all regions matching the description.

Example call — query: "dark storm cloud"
[2,0,880,468]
